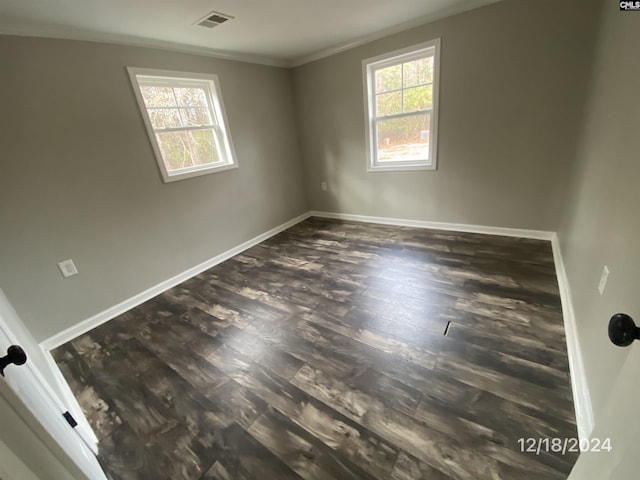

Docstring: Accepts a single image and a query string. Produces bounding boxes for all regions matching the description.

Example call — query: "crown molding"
[0,29,289,68]
[1,0,501,69]
[289,0,501,67]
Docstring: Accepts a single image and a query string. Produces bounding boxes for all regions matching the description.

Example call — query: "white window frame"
[127,67,238,183]
[362,38,441,172]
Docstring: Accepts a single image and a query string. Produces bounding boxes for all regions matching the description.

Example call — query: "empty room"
[0,0,638,479]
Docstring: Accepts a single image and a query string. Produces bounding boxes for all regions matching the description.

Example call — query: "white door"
[0,290,107,480]
[568,331,640,479]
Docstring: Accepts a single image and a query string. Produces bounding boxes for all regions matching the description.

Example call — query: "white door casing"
[568,342,639,479]
[0,289,107,480]
[0,288,98,453]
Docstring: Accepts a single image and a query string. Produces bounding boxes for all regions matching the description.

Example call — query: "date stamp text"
[517,437,612,455]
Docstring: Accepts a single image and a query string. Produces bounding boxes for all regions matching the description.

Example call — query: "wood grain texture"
[53,217,577,479]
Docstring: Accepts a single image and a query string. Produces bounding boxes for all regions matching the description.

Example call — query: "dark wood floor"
[53,217,577,480]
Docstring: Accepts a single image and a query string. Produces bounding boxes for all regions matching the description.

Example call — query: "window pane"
[191,129,220,164]
[403,60,419,88]
[174,87,208,107]
[140,87,176,107]
[377,113,430,163]
[418,56,434,85]
[403,85,432,113]
[375,64,402,93]
[403,57,433,87]
[180,108,212,126]
[376,91,402,117]
[155,129,220,171]
[149,108,181,129]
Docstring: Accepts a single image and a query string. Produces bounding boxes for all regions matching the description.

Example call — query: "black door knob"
[0,345,27,377]
[608,313,640,347]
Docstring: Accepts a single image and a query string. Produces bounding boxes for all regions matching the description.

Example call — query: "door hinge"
[63,411,78,428]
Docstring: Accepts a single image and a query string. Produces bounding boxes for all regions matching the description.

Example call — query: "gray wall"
[0,0,631,439]
[0,36,308,342]
[292,0,600,230]
[558,3,640,425]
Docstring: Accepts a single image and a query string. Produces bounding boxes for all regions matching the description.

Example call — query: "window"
[363,39,440,172]
[128,68,237,182]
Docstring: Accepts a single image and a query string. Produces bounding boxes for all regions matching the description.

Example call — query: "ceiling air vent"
[196,11,234,28]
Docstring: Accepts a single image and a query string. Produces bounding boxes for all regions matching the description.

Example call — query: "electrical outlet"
[321,182,328,191]
[58,259,78,278]
[598,265,609,295]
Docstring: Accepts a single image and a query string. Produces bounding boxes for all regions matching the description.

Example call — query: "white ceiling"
[0,0,502,66]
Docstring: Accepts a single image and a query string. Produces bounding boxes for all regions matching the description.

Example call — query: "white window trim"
[362,38,441,173]
[127,67,238,183]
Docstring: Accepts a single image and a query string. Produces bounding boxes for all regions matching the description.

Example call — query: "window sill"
[367,163,436,173]
[161,162,238,183]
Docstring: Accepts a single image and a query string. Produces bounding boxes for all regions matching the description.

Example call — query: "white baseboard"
[309,210,554,240]
[40,211,311,350]
[39,207,593,442]
[310,210,593,439]
[551,234,594,441]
